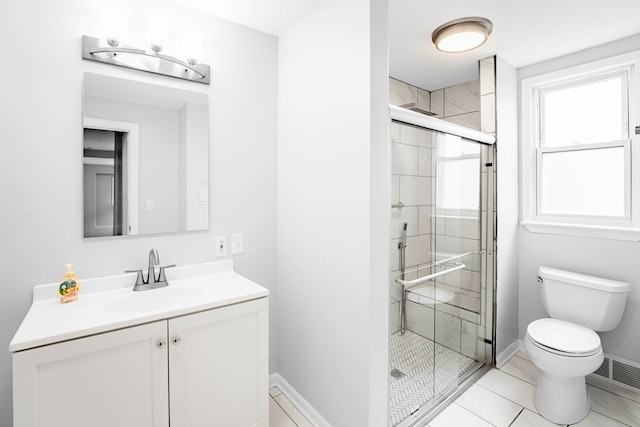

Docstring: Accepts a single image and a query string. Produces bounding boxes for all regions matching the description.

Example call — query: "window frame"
[521,51,640,241]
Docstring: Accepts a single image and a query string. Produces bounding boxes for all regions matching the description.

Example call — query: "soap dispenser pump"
[59,264,81,304]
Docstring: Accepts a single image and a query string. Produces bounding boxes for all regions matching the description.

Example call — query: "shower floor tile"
[389,330,478,427]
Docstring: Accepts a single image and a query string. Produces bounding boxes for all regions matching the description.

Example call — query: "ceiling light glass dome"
[432,17,493,53]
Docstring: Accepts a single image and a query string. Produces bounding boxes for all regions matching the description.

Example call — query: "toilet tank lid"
[538,266,630,293]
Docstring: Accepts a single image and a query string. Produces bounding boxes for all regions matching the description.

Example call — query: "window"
[521,51,640,240]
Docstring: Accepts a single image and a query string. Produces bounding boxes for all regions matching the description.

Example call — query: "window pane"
[540,147,625,217]
[437,136,480,210]
[542,77,624,147]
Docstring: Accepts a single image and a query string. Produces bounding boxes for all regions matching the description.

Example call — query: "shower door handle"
[396,262,466,288]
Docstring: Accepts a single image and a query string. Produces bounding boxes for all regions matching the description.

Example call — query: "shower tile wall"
[389,77,480,130]
[389,57,496,361]
[389,77,431,111]
[389,121,433,333]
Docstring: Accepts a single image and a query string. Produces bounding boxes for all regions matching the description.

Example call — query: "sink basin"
[105,287,203,314]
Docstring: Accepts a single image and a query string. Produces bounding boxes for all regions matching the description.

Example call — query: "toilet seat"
[527,318,601,357]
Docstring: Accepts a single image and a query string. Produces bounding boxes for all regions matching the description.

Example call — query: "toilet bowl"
[526,267,630,425]
[524,318,604,424]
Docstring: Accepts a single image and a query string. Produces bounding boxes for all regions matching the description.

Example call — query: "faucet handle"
[125,269,145,286]
[158,264,176,283]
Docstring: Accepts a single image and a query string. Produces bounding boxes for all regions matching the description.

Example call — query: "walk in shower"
[389,106,495,427]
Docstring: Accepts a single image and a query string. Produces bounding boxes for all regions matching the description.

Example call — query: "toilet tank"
[538,266,630,331]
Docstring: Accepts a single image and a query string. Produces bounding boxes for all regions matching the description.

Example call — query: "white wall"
[517,35,640,362]
[277,0,389,425]
[0,1,278,425]
[495,57,520,361]
[369,0,391,423]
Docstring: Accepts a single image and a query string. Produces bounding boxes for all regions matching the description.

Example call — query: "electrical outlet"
[231,233,244,254]
[215,236,227,257]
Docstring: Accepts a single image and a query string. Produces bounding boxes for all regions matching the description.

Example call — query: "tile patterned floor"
[428,350,640,427]
[389,330,479,426]
[269,350,640,426]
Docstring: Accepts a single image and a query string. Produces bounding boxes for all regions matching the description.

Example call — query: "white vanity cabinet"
[11,261,269,427]
[168,298,268,426]
[13,320,170,427]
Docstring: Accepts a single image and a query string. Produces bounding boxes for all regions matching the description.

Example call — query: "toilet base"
[534,371,591,424]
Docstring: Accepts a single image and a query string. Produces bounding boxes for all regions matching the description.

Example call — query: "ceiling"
[174,0,640,91]
[172,0,323,36]
[389,0,640,91]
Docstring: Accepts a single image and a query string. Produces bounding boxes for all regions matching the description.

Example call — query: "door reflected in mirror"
[83,72,209,238]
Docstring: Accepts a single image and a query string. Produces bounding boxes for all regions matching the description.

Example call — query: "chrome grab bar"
[396,262,466,288]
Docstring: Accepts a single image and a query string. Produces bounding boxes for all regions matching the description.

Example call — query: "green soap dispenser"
[59,264,81,304]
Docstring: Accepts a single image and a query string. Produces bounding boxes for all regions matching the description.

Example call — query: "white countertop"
[10,260,269,352]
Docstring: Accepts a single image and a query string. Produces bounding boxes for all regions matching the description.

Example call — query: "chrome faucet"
[126,248,175,291]
[148,248,159,284]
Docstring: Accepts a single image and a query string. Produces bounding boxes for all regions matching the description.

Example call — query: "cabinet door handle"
[157,339,166,349]
[172,336,181,345]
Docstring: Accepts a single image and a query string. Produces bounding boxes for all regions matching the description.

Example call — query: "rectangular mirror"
[83,72,209,238]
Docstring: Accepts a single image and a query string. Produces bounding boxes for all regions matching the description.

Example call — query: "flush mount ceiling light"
[432,17,493,53]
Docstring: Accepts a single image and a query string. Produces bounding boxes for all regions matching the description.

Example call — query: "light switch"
[231,233,244,255]
[199,190,208,202]
[146,200,154,211]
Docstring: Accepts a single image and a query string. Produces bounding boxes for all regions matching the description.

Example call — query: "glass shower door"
[389,121,494,427]
[430,132,491,401]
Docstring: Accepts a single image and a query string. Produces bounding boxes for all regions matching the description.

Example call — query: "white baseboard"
[496,339,522,368]
[269,373,333,427]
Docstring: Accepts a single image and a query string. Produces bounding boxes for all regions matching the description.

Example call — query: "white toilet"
[524,266,630,425]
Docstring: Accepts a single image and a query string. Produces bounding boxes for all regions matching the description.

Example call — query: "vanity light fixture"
[431,17,493,53]
[82,35,210,85]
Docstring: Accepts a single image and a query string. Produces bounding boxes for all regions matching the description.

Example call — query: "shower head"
[399,222,408,250]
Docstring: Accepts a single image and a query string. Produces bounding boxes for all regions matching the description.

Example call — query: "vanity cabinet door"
[12,321,169,427]
[168,297,269,427]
